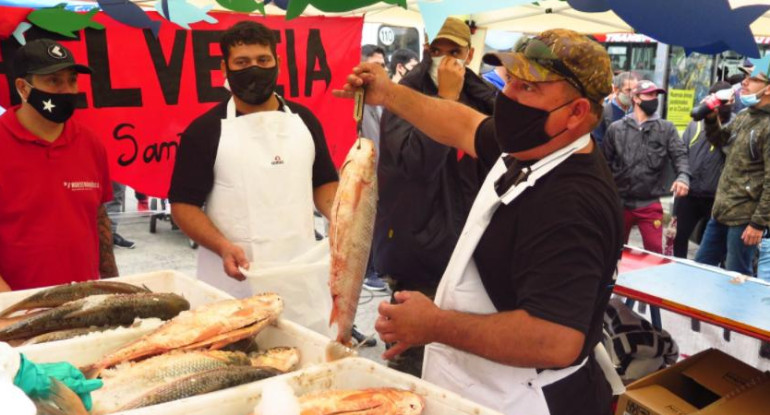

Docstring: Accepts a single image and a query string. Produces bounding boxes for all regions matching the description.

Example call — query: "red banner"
[0,9,362,197]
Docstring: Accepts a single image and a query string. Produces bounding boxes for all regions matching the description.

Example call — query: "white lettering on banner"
[756,36,770,45]
[63,181,101,191]
[604,33,655,43]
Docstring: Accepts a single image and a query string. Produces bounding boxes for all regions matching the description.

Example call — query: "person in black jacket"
[603,80,690,253]
[373,17,496,376]
[673,81,734,258]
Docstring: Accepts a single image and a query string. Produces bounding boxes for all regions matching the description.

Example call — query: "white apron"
[423,135,617,415]
[197,95,318,299]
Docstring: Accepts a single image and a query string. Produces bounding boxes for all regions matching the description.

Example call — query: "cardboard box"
[616,348,769,415]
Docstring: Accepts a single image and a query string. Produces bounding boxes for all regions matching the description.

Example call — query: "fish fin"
[285,0,309,19]
[33,378,88,415]
[81,363,101,379]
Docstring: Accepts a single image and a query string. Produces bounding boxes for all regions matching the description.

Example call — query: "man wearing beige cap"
[371,17,495,377]
[336,29,621,414]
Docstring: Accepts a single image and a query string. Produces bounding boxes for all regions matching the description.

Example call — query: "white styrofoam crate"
[6,271,331,370]
[111,357,504,415]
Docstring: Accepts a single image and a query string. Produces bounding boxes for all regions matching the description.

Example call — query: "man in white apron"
[168,22,339,317]
[336,29,623,415]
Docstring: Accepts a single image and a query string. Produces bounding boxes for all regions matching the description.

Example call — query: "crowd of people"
[2,15,769,415]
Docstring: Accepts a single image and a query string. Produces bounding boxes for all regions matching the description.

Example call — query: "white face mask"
[429,56,466,87]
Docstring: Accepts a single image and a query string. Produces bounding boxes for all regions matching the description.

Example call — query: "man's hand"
[671,180,689,197]
[0,275,10,292]
[332,62,393,105]
[437,56,465,101]
[219,242,249,280]
[375,291,441,360]
[742,225,764,246]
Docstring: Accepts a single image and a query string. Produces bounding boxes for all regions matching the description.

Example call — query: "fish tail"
[329,296,338,327]
[34,378,88,415]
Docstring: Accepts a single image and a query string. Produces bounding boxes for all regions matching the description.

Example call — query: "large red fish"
[329,138,378,345]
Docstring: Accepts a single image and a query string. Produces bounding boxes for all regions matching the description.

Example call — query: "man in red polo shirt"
[0,39,116,291]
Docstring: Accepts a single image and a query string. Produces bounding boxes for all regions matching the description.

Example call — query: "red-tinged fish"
[329,138,378,345]
[298,388,425,415]
[83,293,283,378]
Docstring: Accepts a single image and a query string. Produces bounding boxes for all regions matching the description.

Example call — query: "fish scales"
[329,138,378,345]
[0,293,189,341]
[118,366,281,411]
[84,293,283,377]
[0,280,150,318]
[298,387,425,415]
[91,350,252,415]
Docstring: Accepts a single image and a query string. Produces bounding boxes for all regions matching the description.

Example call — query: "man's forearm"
[382,84,486,157]
[431,308,586,369]
[97,206,119,278]
[313,182,338,220]
[171,203,231,255]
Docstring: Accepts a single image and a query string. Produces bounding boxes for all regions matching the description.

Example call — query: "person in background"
[592,71,638,147]
[359,44,390,292]
[372,17,495,376]
[106,182,137,249]
[673,81,733,258]
[603,80,690,253]
[482,65,510,90]
[695,62,770,277]
[169,21,338,302]
[389,48,419,85]
[0,39,116,291]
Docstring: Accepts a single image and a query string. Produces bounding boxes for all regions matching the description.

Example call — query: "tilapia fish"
[84,293,283,377]
[329,138,378,345]
[92,350,253,415]
[116,366,281,411]
[299,388,425,415]
[0,280,150,318]
[0,293,189,341]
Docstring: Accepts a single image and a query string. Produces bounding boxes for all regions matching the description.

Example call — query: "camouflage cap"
[483,29,613,103]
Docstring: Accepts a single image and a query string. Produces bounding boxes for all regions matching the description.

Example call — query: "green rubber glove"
[13,354,103,410]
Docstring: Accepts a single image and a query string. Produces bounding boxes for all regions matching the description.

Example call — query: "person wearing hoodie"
[372,17,496,376]
[603,80,690,253]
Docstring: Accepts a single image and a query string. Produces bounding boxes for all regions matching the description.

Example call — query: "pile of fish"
[91,347,299,414]
[329,138,378,345]
[0,281,189,345]
[299,387,424,415]
[84,292,284,376]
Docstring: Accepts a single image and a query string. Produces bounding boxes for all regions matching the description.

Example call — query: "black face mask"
[493,92,573,153]
[638,98,659,116]
[24,87,77,123]
[227,65,278,105]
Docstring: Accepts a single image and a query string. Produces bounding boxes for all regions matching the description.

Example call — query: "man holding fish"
[169,21,338,303]
[336,29,623,415]
[0,39,117,292]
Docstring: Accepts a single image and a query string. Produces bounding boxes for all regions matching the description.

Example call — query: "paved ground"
[112,192,768,371]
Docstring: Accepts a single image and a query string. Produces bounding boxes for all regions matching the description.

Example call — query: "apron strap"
[499,134,591,204]
[225,94,293,120]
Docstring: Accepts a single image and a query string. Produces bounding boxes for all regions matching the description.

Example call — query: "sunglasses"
[514,37,587,99]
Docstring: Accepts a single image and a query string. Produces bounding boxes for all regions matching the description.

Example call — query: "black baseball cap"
[13,39,92,78]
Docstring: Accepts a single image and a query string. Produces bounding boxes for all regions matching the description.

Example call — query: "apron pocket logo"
[271,155,284,165]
